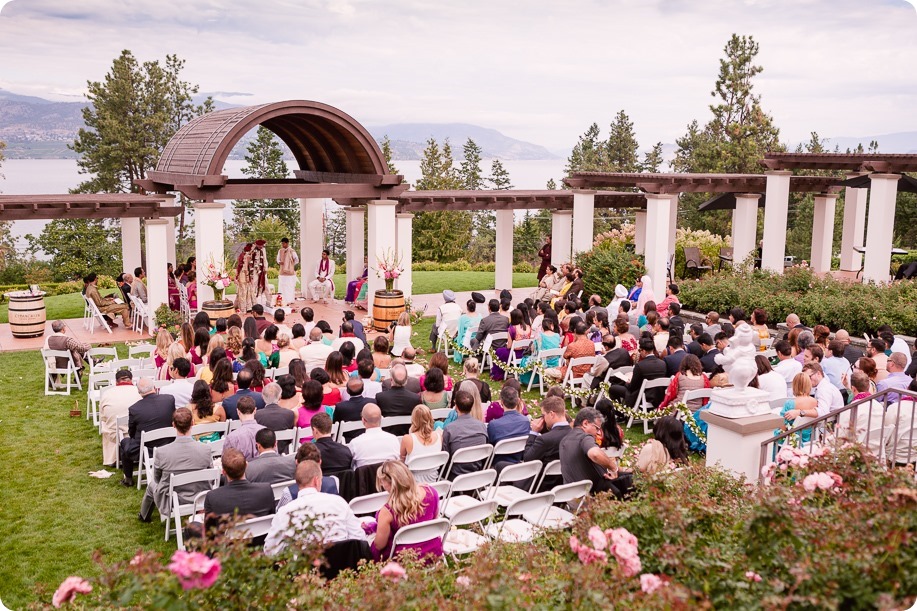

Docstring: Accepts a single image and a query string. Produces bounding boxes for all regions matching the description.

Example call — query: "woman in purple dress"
[371,461,443,562]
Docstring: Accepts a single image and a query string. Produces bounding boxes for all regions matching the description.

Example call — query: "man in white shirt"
[159,357,195,407]
[264,460,364,556]
[401,348,426,378]
[331,321,366,353]
[299,327,334,374]
[275,237,300,306]
[308,249,336,304]
[348,403,400,468]
[804,362,843,417]
[99,369,143,466]
[772,339,802,396]
[429,290,462,350]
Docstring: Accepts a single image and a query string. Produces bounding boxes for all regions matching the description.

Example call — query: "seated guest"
[371,336,392,370]
[344,259,368,306]
[559,408,630,499]
[343,358,383,400]
[130,267,148,303]
[659,354,709,409]
[401,348,426,378]
[203,448,274,535]
[99,369,141,467]
[375,364,421,435]
[755,355,789,402]
[188,380,226,442]
[299,327,334,374]
[667,302,686,339]
[685,323,705,358]
[635,416,689,475]
[544,321,596,382]
[804,362,844,417]
[138,407,213,522]
[251,304,272,337]
[780,372,820,444]
[485,380,528,423]
[45,319,91,375]
[442,391,489,478]
[471,299,509,353]
[391,311,415,358]
[400,405,443,483]
[866,338,889,381]
[254,382,296,437]
[834,329,864,366]
[220,368,265,420]
[308,249,336,304]
[264,460,364,556]
[83,272,131,328]
[370,460,443,562]
[277,443,339,509]
[877,352,913,404]
[772,339,802,395]
[159,357,195,407]
[584,334,632,390]
[662,334,688,377]
[272,308,292,339]
[348,403,400,468]
[334,377,373,440]
[608,336,668,410]
[246,428,296,484]
[419,367,450,411]
[429,289,463,350]
[311,412,353,474]
[652,316,671,354]
[223,397,264,461]
[704,311,722,336]
[342,310,368,346]
[486,386,530,464]
[698,333,720,374]
[523,396,571,490]
[332,321,365,353]
[119,378,176,487]
[295,380,327,444]
[450,358,491,407]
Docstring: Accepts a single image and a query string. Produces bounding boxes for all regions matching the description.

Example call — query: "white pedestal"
[707,387,772,419]
[700,410,784,484]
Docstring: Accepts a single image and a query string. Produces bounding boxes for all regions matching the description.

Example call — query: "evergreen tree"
[325,205,347,262]
[565,123,604,174]
[546,178,557,190]
[459,139,486,190]
[26,220,122,281]
[380,135,400,175]
[412,138,470,262]
[605,110,640,172]
[488,159,513,190]
[514,210,550,266]
[641,142,665,173]
[232,127,298,239]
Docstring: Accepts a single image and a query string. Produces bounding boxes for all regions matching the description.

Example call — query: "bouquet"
[375,249,404,292]
[203,256,234,301]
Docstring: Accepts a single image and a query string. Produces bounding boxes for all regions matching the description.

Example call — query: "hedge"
[0,275,117,298]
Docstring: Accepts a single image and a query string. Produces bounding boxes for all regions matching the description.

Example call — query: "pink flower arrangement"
[380,561,407,581]
[455,575,471,587]
[640,573,665,594]
[203,257,234,292]
[168,550,221,590]
[375,249,404,281]
[801,471,843,493]
[52,576,92,607]
[570,527,642,576]
[745,570,763,582]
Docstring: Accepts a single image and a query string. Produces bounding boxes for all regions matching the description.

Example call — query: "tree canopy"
[232,127,298,240]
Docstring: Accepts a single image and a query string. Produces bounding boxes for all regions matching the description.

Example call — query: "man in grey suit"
[471,299,509,350]
[442,390,488,479]
[138,407,213,522]
[246,428,296,484]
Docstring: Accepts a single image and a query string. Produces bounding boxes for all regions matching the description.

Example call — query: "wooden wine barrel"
[201,300,235,324]
[373,290,405,331]
[5,290,47,338]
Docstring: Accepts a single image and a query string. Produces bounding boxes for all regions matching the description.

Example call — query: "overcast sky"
[1,0,916,151]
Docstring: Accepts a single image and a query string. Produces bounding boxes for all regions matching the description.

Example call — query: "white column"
[145,219,169,318]
[495,209,514,291]
[121,217,142,274]
[366,200,398,312]
[165,217,177,266]
[193,202,225,303]
[761,171,791,273]
[396,213,414,300]
[644,193,675,291]
[299,198,326,295]
[810,193,838,274]
[862,174,900,284]
[634,210,647,255]
[344,206,365,288]
[732,193,761,267]
[571,190,596,257]
[668,196,679,254]
[550,210,573,266]
[839,183,868,272]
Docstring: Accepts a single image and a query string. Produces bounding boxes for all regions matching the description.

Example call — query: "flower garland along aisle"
[203,256,234,302]
[446,333,706,443]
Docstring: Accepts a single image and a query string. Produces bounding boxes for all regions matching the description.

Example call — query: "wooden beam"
[169,182,408,201]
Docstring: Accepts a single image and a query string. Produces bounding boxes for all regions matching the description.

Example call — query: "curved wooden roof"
[155,100,388,177]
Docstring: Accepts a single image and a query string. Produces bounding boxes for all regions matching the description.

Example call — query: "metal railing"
[758,387,917,483]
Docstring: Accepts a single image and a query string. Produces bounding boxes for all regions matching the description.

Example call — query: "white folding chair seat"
[529,347,565,395]
[529,480,593,529]
[484,491,555,543]
[271,479,296,502]
[441,469,497,518]
[388,518,451,561]
[406,451,450,481]
[480,332,508,370]
[485,435,529,469]
[533,459,562,493]
[87,347,118,375]
[42,349,83,396]
[627,377,672,434]
[444,443,494,480]
[349,491,390,517]
[336,419,366,442]
[169,468,221,550]
[82,294,113,334]
[226,514,275,542]
[561,356,595,391]
[443,499,498,557]
[480,460,543,506]
[137,427,177,489]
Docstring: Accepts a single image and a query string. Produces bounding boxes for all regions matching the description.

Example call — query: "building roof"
[0,194,178,221]
[762,153,917,173]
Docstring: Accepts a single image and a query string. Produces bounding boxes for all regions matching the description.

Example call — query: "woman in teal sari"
[453,300,482,365]
[519,317,561,386]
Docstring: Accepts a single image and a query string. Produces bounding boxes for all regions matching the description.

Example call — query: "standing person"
[537,236,552,281]
[309,249,336,303]
[276,237,299,306]
[252,239,271,305]
[235,243,255,313]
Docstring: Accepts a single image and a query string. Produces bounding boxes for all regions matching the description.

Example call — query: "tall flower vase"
[384,279,394,294]
[213,287,225,302]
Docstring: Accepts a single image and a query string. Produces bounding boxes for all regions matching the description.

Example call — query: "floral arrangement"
[375,249,404,292]
[202,256,234,301]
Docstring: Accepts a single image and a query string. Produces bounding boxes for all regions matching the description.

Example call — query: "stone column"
[634,210,647,255]
[572,190,596,258]
[761,171,792,273]
[144,219,169,319]
[644,193,676,291]
[732,193,761,268]
[193,202,225,303]
[839,183,868,272]
[550,210,573,267]
[810,193,838,274]
[668,196,679,255]
[396,213,414,300]
[862,174,900,284]
[495,209,514,291]
[299,198,326,296]
[366,200,398,312]
[344,206,365,289]
[121,217,142,274]
[165,217,177,266]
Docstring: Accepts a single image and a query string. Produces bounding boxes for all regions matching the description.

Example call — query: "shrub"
[673,227,732,278]
[153,303,182,329]
[576,244,645,302]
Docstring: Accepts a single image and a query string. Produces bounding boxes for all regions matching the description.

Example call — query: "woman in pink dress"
[370,460,443,563]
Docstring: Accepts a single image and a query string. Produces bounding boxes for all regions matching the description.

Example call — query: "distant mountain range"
[367,123,559,160]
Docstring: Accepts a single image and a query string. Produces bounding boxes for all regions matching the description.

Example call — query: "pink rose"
[827,471,843,486]
[606,527,638,549]
[815,472,835,490]
[588,526,608,551]
[612,541,639,560]
[577,546,608,565]
[802,474,818,492]
[52,577,92,607]
[620,554,643,577]
[569,535,582,553]
[456,575,471,587]
[640,573,664,594]
[380,561,407,581]
[745,570,762,582]
[168,550,221,590]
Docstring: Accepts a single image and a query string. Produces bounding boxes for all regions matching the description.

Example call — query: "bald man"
[347,404,399,468]
[834,329,864,365]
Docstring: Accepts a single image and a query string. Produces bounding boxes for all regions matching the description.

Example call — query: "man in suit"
[311,412,353,474]
[834,329,865,366]
[667,303,686,339]
[222,368,266,420]
[120,378,176,486]
[698,333,720,374]
[523,396,571,490]
[487,387,530,466]
[341,310,367,346]
[663,335,688,377]
[203,448,275,534]
[608,337,668,411]
[374,364,421,436]
[471,299,509,350]
[254,383,296,453]
[585,334,632,391]
[685,323,705,358]
[246,428,297,484]
[138,407,213,522]
[334,376,373,440]
[442,390,489,479]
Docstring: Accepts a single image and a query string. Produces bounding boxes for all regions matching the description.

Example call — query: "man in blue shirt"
[877,353,914,404]
[487,386,531,467]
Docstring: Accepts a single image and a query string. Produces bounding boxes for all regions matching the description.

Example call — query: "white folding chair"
[291,426,311,454]
[485,436,529,469]
[480,332,509,370]
[42,349,83,396]
[228,419,242,432]
[86,371,115,426]
[533,459,562,493]
[115,414,130,469]
[595,365,634,404]
[627,377,672,434]
[381,415,413,431]
[133,368,160,381]
[189,421,229,440]
[348,491,389,517]
[444,443,494,480]
[273,367,290,377]
[377,368,391,380]
[443,499,498,558]
[87,347,118,375]
[225,514,275,542]
[152,380,173,389]
[271,479,296,502]
[682,388,713,413]
[406,451,450,481]
[769,397,789,412]
[82,294,113,334]
[336,419,366,442]
[507,339,534,371]
[461,321,480,351]
[428,480,452,503]
[561,356,595,392]
[388,518,451,562]
[480,460,543,506]
[274,428,297,455]
[441,469,497,518]
[207,438,225,460]
[528,348,565,395]
[430,408,453,422]
[169,468,221,549]
[128,343,155,366]
[529,480,592,529]
[176,283,192,324]
[484,491,555,542]
[137,427,177,489]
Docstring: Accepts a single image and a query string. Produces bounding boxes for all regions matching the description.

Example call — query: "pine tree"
[641,142,665,173]
[459,139,486,190]
[412,138,470,262]
[605,110,640,172]
[546,178,557,190]
[324,205,347,262]
[232,127,298,239]
[488,160,513,190]
[565,123,604,174]
[380,135,400,175]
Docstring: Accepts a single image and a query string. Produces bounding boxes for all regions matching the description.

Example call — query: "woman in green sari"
[519,317,562,386]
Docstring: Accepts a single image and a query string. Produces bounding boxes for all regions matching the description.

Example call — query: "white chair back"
[551,480,592,509]
[682,388,713,411]
[388,518,451,560]
[349,491,389,517]
[381,415,413,430]
[445,443,494,479]
[430,408,453,421]
[628,376,672,434]
[82,294,113,334]
[274,428,297,455]
[137,427,178,488]
[562,356,595,387]
[271,479,295,501]
[442,469,497,515]
[491,460,543,491]
[406,451,450,480]
[428,480,452,502]
[169,468,221,549]
[481,332,509,369]
[529,347,566,395]
[189,421,229,439]
[42,348,83,396]
[336,419,366,442]
[534,459,562,492]
[485,436,529,469]
[448,499,499,527]
[226,514,275,541]
[87,347,119,374]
